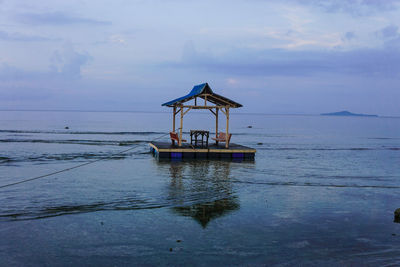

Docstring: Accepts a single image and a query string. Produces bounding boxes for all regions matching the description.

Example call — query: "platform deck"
[149,141,256,160]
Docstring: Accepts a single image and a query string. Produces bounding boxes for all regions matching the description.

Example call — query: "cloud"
[15,11,111,26]
[226,78,238,86]
[342,31,356,41]
[0,30,54,41]
[375,25,400,48]
[378,25,399,39]
[164,43,400,77]
[0,44,92,111]
[0,63,36,81]
[0,44,91,81]
[289,0,400,15]
[50,44,92,78]
[109,34,126,44]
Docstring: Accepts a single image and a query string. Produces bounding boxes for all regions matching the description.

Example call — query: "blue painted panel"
[171,152,182,158]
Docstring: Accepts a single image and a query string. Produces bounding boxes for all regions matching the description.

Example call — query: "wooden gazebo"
[162,83,242,148]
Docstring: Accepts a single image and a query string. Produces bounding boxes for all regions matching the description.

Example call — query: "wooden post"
[179,105,183,147]
[173,106,176,132]
[215,107,219,145]
[225,107,229,148]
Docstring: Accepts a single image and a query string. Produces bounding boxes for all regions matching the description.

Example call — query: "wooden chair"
[170,132,186,145]
[211,132,232,146]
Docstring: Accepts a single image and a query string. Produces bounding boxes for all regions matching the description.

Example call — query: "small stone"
[392,233,396,236]
[394,208,400,223]
[257,142,263,145]
[247,126,252,128]
[100,221,104,225]
[65,126,69,129]
[176,240,181,243]
[169,248,173,252]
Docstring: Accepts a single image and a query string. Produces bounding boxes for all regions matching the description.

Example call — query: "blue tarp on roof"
[162,83,242,108]
[162,83,209,106]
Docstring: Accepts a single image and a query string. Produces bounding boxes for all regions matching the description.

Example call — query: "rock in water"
[394,208,400,223]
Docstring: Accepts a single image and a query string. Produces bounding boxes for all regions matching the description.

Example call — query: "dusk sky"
[0,0,399,115]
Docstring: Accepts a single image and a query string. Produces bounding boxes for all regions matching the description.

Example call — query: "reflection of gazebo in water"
[173,198,240,228]
[163,160,244,228]
[149,83,256,160]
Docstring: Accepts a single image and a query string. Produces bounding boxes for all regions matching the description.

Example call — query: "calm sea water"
[0,110,399,266]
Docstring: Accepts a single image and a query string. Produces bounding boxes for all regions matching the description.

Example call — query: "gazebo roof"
[162,83,242,108]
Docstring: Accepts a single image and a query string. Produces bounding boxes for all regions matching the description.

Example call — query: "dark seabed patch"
[0,130,164,135]
[0,139,147,146]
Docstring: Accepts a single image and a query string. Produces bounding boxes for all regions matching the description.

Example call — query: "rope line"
[0,130,176,190]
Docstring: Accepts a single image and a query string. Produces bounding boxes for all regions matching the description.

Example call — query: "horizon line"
[0,109,398,118]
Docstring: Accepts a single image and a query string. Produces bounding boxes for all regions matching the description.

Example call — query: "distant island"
[321,111,378,117]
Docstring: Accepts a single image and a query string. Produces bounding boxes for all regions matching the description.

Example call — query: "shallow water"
[0,111,400,266]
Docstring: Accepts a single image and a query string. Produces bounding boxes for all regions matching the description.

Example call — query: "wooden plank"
[149,142,256,153]
[179,105,183,146]
[183,106,192,116]
[208,149,256,153]
[206,94,231,106]
[174,108,181,115]
[154,148,255,153]
[157,148,208,153]
[215,108,219,145]
[154,148,256,153]
[220,108,226,116]
[150,146,255,153]
[226,108,230,148]
[180,105,226,109]
[172,106,176,132]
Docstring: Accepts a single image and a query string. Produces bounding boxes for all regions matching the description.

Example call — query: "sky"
[0,0,399,115]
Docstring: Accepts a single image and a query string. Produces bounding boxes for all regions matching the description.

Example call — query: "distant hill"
[321,111,378,117]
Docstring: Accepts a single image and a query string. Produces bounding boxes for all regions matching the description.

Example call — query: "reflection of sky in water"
[0,111,400,265]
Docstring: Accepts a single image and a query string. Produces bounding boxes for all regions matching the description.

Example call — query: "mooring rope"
[0,130,176,190]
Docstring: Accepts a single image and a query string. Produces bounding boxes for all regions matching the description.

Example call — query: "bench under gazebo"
[149,83,256,160]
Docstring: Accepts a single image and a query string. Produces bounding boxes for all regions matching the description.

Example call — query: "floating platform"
[149,141,256,160]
